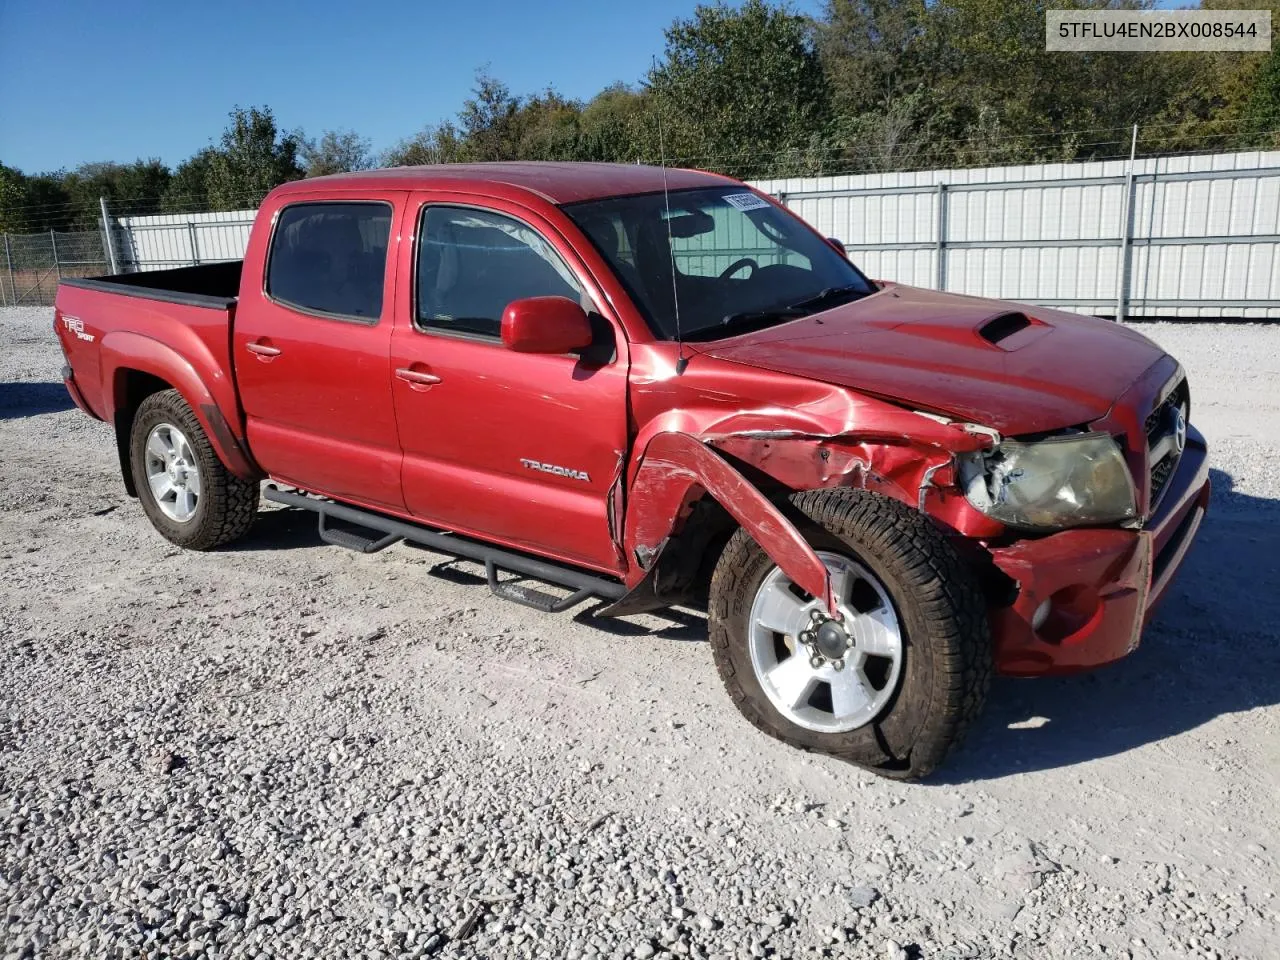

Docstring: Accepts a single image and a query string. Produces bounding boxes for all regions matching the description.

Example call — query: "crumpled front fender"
[624,431,837,614]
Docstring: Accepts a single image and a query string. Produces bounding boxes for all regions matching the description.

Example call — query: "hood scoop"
[698,284,1167,434]
[979,311,1033,346]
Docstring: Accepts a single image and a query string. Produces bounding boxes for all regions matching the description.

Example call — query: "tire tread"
[708,487,992,780]
[130,390,258,551]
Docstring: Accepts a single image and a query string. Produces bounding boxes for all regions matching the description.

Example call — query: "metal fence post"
[100,196,119,275]
[1114,124,1138,322]
[935,183,949,291]
[188,222,200,265]
[50,229,61,280]
[3,234,13,306]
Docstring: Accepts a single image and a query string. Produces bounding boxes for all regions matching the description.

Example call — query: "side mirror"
[502,296,593,354]
[825,237,847,257]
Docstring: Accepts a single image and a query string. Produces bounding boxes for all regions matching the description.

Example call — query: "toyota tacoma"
[54,162,1210,778]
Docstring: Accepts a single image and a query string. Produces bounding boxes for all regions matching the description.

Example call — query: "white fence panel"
[115,210,257,270]
[109,152,1280,320]
[753,150,1280,319]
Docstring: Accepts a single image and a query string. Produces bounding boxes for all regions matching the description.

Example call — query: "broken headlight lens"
[959,432,1137,530]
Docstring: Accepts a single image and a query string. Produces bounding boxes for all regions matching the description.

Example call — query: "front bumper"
[987,423,1210,676]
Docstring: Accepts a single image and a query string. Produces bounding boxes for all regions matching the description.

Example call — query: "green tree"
[10,172,73,231]
[301,129,375,177]
[0,164,26,232]
[576,84,648,161]
[820,0,940,112]
[62,160,172,225]
[929,0,1185,163]
[162,148,217,212]
[646,0,831,178]
[382,121,469,166]
[511,89,583,160]
[457,72,525,161]
[1244,49,1280,145]
[817,0,954,170]
[205,106,304,208]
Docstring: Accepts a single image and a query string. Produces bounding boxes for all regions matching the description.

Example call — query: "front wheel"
[708,488,992,779]
[129,389,258,550]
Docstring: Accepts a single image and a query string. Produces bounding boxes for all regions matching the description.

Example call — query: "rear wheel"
[708,487,992,779]
[129,389,258,550]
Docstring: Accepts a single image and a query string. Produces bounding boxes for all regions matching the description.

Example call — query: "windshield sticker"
[723,192,772,212]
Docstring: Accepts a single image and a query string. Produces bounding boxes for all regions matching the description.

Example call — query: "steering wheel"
[719,257,758,280]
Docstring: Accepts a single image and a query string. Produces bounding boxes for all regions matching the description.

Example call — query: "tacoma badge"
[520,458,590,482]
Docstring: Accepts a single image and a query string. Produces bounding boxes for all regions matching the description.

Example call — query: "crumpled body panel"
[620,343,1003,615]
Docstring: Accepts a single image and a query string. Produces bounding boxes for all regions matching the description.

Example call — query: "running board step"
[317,513,402,554]
[485,559,597,613]
[265,487,626,613]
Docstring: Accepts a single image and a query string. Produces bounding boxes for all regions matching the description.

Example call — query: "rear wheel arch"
[112,368,174,498]
[107,358,259,496]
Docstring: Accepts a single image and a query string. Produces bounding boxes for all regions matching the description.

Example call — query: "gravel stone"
[848,886,881,909]
[0,306,1277,960]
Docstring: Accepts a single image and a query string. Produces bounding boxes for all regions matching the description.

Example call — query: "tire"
[129,389,258,550]
[708,487,992,780]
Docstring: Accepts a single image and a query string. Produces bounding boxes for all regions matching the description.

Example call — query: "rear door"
[389,192,630,573]
[235,191,407,509]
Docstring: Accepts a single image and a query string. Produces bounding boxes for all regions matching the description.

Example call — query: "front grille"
[1149,453,1176,504]
[1145,375,1189,512]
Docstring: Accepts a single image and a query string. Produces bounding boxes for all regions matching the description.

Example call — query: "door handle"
[395,367,442,386]
[246,341,282,358]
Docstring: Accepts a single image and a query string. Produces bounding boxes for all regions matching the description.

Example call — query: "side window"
[266,202,392,320]
[417,206,583,338]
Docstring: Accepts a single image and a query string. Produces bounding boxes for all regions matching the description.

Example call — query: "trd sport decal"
[520,459,591,482]
[61,316,95,342]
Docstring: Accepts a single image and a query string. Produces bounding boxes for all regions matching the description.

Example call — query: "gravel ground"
[1,304,1278,960]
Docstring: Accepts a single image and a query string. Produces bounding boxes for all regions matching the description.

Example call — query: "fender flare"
[624,431,838,615]
[101,331,259,482]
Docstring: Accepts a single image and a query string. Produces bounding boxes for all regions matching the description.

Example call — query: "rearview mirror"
[667,211,716,238]
[502,296,593,354]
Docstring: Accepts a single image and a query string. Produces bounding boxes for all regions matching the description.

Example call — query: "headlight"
[958,432,1137,530]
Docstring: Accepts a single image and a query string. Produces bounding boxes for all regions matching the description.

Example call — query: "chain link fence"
[1,230,111,307]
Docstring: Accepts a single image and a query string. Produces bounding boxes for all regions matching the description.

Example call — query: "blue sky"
[0,0,825,174]
[0,0,1202,174]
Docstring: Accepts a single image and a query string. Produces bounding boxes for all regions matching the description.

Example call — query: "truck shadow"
[229,507,711,640]
[224,506,325,551]
[0,381,75,420]
[937,468,1280,783]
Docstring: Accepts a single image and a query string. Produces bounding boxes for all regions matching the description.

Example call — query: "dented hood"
[697,284,1166,435]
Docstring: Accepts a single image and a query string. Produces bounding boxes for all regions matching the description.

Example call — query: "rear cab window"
[266,202,393,321]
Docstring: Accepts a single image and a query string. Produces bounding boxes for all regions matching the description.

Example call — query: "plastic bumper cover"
[988,425,1210,676]
[61,364,97,419]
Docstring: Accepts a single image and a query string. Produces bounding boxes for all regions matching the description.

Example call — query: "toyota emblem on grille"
[1172,405,1187,454]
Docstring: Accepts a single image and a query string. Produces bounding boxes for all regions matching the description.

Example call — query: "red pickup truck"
[55,162,1209,778]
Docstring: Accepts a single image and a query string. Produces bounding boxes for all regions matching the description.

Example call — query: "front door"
[234,192,406,509]
[389,194,629,573]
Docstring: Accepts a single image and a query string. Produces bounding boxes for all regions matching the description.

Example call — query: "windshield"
[562,186,874,341]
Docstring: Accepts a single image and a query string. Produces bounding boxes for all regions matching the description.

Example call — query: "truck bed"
[58,261,243,310]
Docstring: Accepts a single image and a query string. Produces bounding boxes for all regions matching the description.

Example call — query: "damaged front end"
[609,353,1008,618]
[955,431,1140,532]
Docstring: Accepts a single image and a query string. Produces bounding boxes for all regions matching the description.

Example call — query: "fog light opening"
[1031,599,1052,632]
[1036,584,1103,644]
